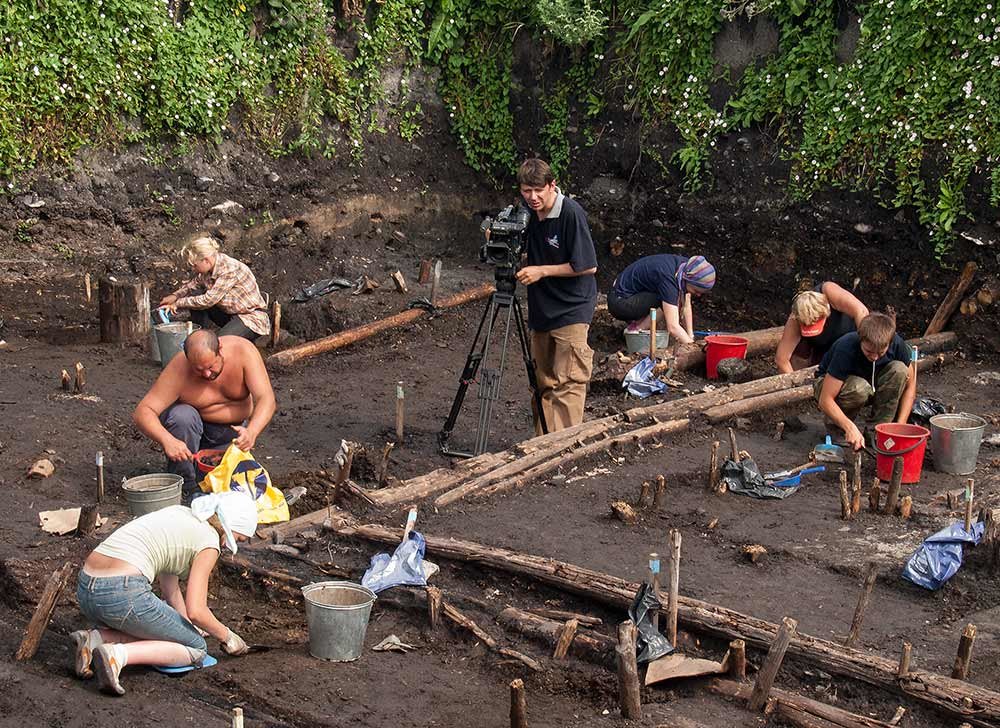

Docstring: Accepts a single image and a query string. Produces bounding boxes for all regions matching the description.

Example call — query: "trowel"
[812,435,845,464]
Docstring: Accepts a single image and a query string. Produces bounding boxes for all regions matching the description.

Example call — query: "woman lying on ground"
[774,282,869,374]
[71,492,257,695]
[159,234,270,341]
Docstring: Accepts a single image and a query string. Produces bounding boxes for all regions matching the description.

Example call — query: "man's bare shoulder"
[220,336,265,364]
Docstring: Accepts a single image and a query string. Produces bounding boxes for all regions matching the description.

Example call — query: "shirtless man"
[133,330,276,500]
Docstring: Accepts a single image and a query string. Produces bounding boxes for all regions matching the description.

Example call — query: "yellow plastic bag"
[199,443,289,524]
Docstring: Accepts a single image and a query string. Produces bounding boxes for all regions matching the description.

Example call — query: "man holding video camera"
[515,158,598,434]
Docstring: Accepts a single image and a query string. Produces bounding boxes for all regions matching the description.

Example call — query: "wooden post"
[60,369,72,392]
[271,301,282,349]
[851,456,862,514]
[418,259,433,285]
[899,495,913,520]
[952,623,977,680]
[965,479,975,533]
[637,480,652,507]
[898,641,912,678]
[231,707,244,728]
[616,620,642,720]
[427,586,442,629]
[77,504,99,538]
[84,272,92,302]
[74,362,86,393]
[509,678,527,728]
[708,441,720,491]
[924,261,977,336]
[728,639,747,679]
[728,428,739,462]
[882,457,904,515]
[653,474,667,511]
[377,441,395,487]
[429,260,442,306]
[98,277,151,343]
[845,562,877,647]
[15,562,74,661]
[552,618,579,660]
[868,477,881,513]
[648,552,661,631]
[839,470,851,520]
[749,616,798,712]
[96,450,105,503]
[395,381,405,442]
[649,307,657,360]
[667,529,681,646]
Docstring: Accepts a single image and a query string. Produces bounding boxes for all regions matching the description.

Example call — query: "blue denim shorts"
[77,571,207,652]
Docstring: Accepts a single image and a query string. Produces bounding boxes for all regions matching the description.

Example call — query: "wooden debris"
[637,480,652,507]
[899,496,913,520]
[888,706,906,726]
[427,586,442,630]
[74,361,86,393]
[653,474,667,510]
[60,369,71,392]
[616,620,642,719]
[726,639,747,679]
[15,562,74,661]
[840,470,852,520]
[77,504,99,538]
[924,261,977,336]
[430,260,442,306]
[952,623,977,680]
[645,653,725,686]
[707,517,719,529]
[851,456,862,514]
[749,616,798,711]
[711,679,898,728]
[418,259,433,285]
[497,607,613,666]
[773,422,785,441]
[27,458,55,479]
[395,382,405,442]
[84,272,92,302]
[882,457,903,515]
[728,428,740,462]
[552,618,579,660]
[708,441,720,492]
[99,277,151,344]
[526,608,601,627]
[667,529,681,646]
[441,599,542,672]
[96,450,105,503]
[868,478,881,513]
[742,544,767,563]
[390,270,408,293]
[611,501,638,524]
[845,563,877,647]
[356,275,380,294]
[271,301,282,349]
[232,707,244,728]
[377,441,395,486]
[648,552,662,631]
[898,642,912,678]
[510,678,527,728]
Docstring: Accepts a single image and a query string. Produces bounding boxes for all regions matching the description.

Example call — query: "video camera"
[479,203,530,268]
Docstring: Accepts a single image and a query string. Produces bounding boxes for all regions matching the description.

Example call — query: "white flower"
[964,80,973,97]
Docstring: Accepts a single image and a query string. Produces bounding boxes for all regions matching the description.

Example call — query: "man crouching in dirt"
[133,330,276,500]
[516,158,598,434]
[813,312,916,451]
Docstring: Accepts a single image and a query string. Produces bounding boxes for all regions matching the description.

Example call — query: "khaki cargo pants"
[530,323,594,434]
[812,360,909,425]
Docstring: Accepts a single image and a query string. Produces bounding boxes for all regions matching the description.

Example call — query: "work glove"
[222,628,250,656]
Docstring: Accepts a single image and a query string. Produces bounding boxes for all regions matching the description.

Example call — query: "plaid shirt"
[173,253,270,335]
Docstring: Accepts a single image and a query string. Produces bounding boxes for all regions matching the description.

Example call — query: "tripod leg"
[513,298,548,436]
[472,299,518,455]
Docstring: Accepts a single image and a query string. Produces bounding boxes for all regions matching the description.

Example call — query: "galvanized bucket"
[624,328,670,354]
[154,322,200,369]
[121,473,184,517]
[930,413,987,475]
[302,581,376,661]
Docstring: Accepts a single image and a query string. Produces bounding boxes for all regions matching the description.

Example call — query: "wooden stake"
[868,477,881,513]
[728,639,747,679]
[649,307,657,360]
[772,421,785,442]
[429,260,442,306]
[77,504,99,538]
[653,474,667,511]
[271,300,282,349]
[510,678,527,728]
[60,369,71,392]
[845,562,877,647]
[377,441,395,486]
[231,707,244,728]
[390,270,408,293]
[15,562,74,661]
[395,381,405,442]
[648,552,661,631]
[749,616,798,711]
[924,261,978,336]
[708,441,720,491]
[427,585,442,630]
[552,618,579,660]
[728,428,740,462]
[84,272,92,302]
[965,479,975,533]
[73,361,86,393]
[667,529,681,646]
[616,620,642,720]
[418,259,432,285]
[952,623,977,680]
[96,450,105,503]
[851,456,862,514]
[899,495,913,520]
[898,642,912,678]
[839,470,852,520]
[883,457,904,515]
[637,480,652,507]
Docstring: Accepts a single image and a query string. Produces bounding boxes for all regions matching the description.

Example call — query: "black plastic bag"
[628,582,674,663]
[722,457,801,500]
[910,396,947,425]
[291,277,353,303]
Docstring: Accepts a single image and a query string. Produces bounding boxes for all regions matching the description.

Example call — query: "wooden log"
[728,428,740,462]
[497,607,614,666]
[728,639,747,679]
[653,474,667,511]
[221,555,313,588]
[616,620,642,719]
[271,301,281,349]
[965,479,975,533]
[667,529,681,646]
[845,563,877,647]
[708,441,720,492]
[77,504,99,538]
[952,623,977,680]
[708,384,814,423]
[868,478,881,513]
[74,362,86,394]
[370,452,507,507]
[552,618,579,660]
[265,543,350,577]
[840,471,852,520]
[899,496,913,520]
[898,642,911,678]
[268,282,494,366]
[711,679,897,728]
[882,457,904,515]
[441,599,542,672]
[99,277,151,344]
[773,702,839,728]
[509,678,527,728]
[15,562,74,661]
[851,456,862,514]
[326,518,1000,726]
[525,608,602,627]
[924,261,977,336]
[749,616,798,711]
[427,586,442,630]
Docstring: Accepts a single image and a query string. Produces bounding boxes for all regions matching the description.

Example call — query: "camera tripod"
[438,266,548,457]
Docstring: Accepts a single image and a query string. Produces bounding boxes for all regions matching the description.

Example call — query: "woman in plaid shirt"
[159,236,270,340]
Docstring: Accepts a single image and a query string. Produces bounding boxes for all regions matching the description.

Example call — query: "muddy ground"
[1,121,1000,726]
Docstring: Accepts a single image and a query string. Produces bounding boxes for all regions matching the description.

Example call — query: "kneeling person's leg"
[872,360,909,424]
[160,403,203,498]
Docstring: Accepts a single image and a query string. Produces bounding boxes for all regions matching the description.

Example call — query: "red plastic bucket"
[194,449,225,475]
[704,335,749,379]
[874,423,930,484]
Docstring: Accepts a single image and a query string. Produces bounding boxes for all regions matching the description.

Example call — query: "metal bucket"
[302,581,376,661]
[154,322,200,369]
[149,315,162,364]
[930,413,987,475]
[121,473,183,517]
[624,329,670,354]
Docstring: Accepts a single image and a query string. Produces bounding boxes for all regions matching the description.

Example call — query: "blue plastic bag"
[902,522,984,590]
[362,531,428,593]
[623,356,667,399]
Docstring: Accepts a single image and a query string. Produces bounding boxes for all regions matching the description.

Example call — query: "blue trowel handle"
[157,307,171,324]
[798,466,826,477]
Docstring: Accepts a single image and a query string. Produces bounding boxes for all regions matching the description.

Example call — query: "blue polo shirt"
[613,254,686,306]
[817,332,912,381]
